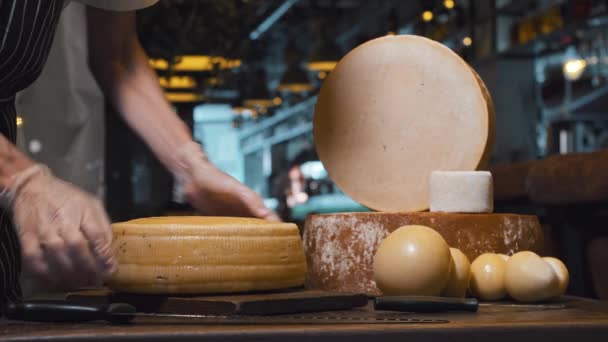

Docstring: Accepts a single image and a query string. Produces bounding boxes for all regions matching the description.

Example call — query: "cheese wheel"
[304,212,543,295]
[443,248,471,298]
[504,251,560,302]
[470,253,507,301]
[430,171,494,213]
[373,225,452,296]
[108,216,307,294]
[543,257,569,297]
[313,35,495,212]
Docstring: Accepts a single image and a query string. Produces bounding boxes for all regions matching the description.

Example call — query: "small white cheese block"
[430,171,494,213]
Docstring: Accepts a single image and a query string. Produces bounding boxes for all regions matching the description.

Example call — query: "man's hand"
[176,142,280,221]
[3,164,116,289]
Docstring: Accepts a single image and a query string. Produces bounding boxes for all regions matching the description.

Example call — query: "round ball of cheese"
[442,248,471,298]
[498,254,510,262]
[373,225,451,296]
[504,251,560,302]
[542,257,569,297]
[470,253,507,301]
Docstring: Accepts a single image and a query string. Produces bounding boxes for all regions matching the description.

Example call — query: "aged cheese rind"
[313,35,495,212]
[303,212,542,295]
[109,216,307,294]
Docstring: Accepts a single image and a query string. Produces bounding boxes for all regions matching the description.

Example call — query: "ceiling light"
[150,56,241,72]
[422,11,434,22]
[463,36,472,46]
[165,92,204,103]
[444,0,455,9]
[159,76,197,89]
[563,59,587,81]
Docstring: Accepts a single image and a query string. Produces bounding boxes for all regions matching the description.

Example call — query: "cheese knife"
[374,296,566,313]
[3,300,448,324]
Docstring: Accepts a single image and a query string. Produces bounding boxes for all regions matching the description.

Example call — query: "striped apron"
[0,0,64,308]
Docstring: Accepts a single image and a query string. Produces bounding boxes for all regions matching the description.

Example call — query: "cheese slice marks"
[313,34,495,212]
[108,216,307,294]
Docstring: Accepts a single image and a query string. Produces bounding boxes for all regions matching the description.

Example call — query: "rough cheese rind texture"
[430,171,494,213]
[109,216,307,294]
[303,212,542,296]
[313,35,495,212]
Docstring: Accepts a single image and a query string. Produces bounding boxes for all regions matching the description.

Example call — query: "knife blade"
[374,296,566,313]
[4,300,448,324]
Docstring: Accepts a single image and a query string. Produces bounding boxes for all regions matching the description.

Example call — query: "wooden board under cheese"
[303,212,543,296]
[313,35,495,212]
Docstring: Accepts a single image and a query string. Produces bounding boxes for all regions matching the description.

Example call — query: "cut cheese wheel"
[430,171,494,213]
[108,216,307,294]
[304,212,542,295]
[313,35,495,212]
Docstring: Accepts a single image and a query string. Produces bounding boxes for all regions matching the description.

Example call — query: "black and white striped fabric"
[0,0,64,308]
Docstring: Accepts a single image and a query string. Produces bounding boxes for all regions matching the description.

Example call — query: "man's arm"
[0,134,36,191]
[85,8,279,220]
[86,8,191,175]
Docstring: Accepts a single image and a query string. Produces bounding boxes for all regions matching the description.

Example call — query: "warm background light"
[444,0,455,9]
[150,56,241,72]
[563,59,587,81]
[463,36,472,46]
[165,92,204,103]
[422,11,434,22]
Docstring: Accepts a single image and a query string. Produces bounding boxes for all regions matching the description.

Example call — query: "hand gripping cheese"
[108,216,307,294]
[313,35,495,212]
[430,171,494,213]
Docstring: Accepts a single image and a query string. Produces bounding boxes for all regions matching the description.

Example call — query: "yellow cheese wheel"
[108,216,307,294]
[470,253,507,301]
[314,34,495,212]
[373,225,452,296]
[442,248,471,298]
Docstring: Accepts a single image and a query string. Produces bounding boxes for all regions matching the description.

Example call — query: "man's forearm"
[86,6,194,175]
[94,39,193,175]
[0,134,36,189]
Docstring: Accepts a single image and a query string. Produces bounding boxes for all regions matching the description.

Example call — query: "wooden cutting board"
[66,289,368,316]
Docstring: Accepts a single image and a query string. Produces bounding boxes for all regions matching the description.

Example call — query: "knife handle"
[374,296,479,313]
[4,300,136,324]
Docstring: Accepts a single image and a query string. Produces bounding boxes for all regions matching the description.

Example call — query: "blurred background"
[14,0,608,297]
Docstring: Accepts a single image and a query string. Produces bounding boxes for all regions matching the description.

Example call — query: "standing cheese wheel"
[442,248,471,298]
[470,253,507,301]
[373,225,452,296]
[108,216,307,294]
[314,35,495,212]
[504,251,560,302]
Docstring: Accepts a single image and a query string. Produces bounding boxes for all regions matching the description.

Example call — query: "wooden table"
[2,298,608,342]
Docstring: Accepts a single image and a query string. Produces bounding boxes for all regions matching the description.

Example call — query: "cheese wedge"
[108,216,307,294]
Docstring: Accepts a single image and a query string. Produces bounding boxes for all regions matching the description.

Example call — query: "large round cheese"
[108,216,307,294]
[304,212,542,295]
[313,35,495,212]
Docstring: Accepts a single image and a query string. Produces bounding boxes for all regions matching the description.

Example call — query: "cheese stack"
[108,216,307,294]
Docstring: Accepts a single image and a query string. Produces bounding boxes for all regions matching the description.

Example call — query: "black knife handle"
[4,300,136,324]
[374,296,479,313]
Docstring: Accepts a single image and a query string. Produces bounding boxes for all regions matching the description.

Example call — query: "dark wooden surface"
[66,289,368,315]
[2,297,608,342]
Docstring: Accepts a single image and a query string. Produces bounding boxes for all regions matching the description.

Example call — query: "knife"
[4,300,448,324]
[374,296,479,313]
[374,296,566,313]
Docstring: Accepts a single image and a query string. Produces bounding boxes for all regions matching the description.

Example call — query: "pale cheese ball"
[543,257,569,297]
[470,253,507,301]
[373,225,452,296]
[442,248,471,298]
[505,251,560,302]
